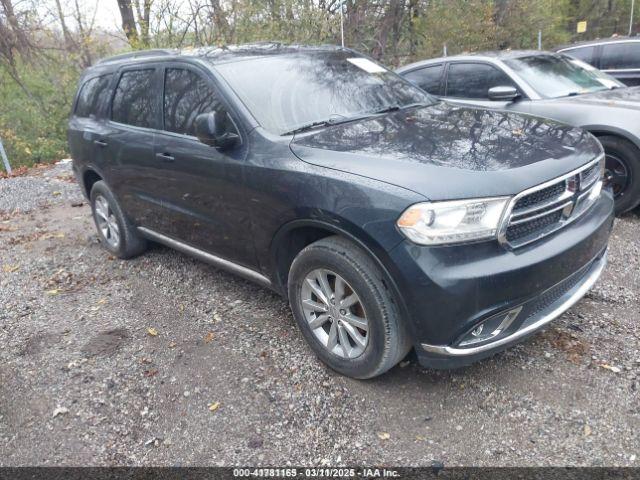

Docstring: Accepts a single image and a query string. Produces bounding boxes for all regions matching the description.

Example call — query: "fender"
[269,217,416,339]
[582,124,640,151]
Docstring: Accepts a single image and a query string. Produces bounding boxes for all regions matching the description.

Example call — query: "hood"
[290,102,602,200]
[552,85,640,111]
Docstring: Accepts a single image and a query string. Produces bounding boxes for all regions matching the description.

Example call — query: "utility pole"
[538,30,542,50]
[0,138,12,175]
[630,0,635,36]
[339,0,345,47]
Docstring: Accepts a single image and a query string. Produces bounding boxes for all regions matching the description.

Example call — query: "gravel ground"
[0,162,639,467]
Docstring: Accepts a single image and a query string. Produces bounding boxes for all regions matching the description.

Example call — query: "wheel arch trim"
[269,218,414,337]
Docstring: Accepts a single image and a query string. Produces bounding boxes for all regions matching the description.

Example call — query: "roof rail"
[96,49,176,65]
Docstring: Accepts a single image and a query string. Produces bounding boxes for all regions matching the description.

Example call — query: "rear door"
[68,73,115,182]
[151,62,254,265]
[599,41,640,86]
[402,64,445,96]
[105,65,164,229]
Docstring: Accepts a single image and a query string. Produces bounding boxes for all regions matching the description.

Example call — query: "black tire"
[599,135,640,215]
[287,236,412,379]
[89,180,147,259]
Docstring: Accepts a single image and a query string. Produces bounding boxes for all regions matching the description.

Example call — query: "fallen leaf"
[147,327,158,337]
[2,264,19,273]
[599,364,621,373]
[377,432,390,440]
[46,289,60,296]
[52,191,62,196]
[415,435,426,442]
[97,298,107,305]
[52,406,69,418]
[208,401,221,412]
[143,369,159,377]
[204,332,215,344]
[168,341,177,349]
[584,425,592,436]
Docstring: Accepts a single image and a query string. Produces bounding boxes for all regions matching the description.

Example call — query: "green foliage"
[0,55,79,168]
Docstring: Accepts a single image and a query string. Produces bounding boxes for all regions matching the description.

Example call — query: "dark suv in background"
[557,37,640,86]
[68,44,613,378]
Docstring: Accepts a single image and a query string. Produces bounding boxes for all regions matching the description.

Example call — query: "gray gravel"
[0,163,639,467]
[0,161,83,214]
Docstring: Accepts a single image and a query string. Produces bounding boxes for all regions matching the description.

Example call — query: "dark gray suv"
[68,44,613,378]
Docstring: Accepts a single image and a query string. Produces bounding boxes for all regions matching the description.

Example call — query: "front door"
[443,62,526,111]
[151,63,255,267]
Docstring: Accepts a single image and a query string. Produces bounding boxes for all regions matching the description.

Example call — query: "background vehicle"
[397,51,640,214]
[556,37,640,86]
[68,45,613,379]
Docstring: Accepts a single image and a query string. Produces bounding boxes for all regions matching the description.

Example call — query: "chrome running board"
[137,227,272,288]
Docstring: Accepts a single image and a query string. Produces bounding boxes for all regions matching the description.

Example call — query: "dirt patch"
[538,327,590,363]
[81,328,129,357]
[20,333,63,356]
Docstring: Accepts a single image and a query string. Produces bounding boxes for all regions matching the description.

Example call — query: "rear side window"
[446,62,517,99]
[111,69,156,128]
[564,46,596,64]
[163,68,220,135]
[75,74,113,118]
[601,42,640,69]
[403,65,444,95]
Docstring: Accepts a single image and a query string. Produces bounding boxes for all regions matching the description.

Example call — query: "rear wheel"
[90,180,147,259]
[288,236,412,379]
[599,135,640,214]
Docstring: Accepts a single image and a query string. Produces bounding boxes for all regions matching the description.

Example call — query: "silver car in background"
[397,51,640,214]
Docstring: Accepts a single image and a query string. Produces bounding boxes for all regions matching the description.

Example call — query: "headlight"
[397,197,510,245]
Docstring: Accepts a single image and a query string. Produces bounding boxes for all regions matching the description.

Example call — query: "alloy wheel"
[94,195,121,248]
[604,153,630,198]
[300,268,369,359]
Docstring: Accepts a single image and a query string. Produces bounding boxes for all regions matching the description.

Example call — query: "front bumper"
[418,250,606,368]
[386,189,614,369]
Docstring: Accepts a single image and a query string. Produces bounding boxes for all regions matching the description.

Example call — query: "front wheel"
[287,236,411,379]
[599,135,640,215]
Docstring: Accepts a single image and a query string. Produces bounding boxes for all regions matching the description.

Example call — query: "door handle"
[155,152,175,162]
[94,139,108,147]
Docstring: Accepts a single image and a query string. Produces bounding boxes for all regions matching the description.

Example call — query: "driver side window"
[446,62,517,99]
[163,68,221,136]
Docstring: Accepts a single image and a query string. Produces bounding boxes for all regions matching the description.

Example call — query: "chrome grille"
[500,156,604,249]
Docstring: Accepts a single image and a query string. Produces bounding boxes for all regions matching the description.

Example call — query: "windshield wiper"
[372,102,427,115]
[281,119,341,136]
[282,102,429,136]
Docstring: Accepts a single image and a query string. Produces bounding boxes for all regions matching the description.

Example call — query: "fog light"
[471,325,484,337]
[459,306,523,347]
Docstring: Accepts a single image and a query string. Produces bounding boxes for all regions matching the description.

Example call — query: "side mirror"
[194,111,240,149]
[488,86,519,102]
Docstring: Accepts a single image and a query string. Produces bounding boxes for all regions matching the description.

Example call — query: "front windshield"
[214,50,435,135]
[505,54,622,98]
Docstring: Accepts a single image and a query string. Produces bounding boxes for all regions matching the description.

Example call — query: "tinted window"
[163,68,220,136]
[601,42,640,69]
[75,74,113,118]
[403,65,444,95]
[564,46,595,64]
[446,63,516,99]
[215,51,434,135]
[111,69,156,128]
